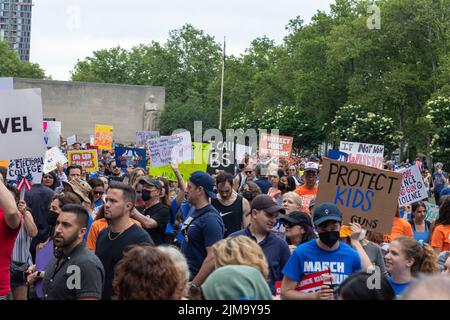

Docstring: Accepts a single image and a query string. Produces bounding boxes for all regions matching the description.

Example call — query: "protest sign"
[94,124,113,150]
[67,135,77,146]
[315,158,403,234]
[68,150,98,172]
[274,269,332,298]
[150,142,210,181]
[43,121,61,147]
[0,89,46,160]
[115,147,147,169]
[235,144,252,164]
[136,131,160,148]
[7,157,44,184]
[339,141,384,169]
[90,135,94,145]
[147,131,192,168]
[258,133,293,158]
[0,160,8,167]
[43,147,68,174]
[207,140,235,175]
[328,149,349,162]
[397,165,428,206]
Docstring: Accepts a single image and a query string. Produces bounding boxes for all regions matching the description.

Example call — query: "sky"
[30,0,336,80]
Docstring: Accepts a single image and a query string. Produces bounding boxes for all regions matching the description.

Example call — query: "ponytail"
[394,237,438,275]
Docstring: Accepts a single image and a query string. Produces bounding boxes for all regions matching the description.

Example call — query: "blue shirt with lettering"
[282,239,361,286]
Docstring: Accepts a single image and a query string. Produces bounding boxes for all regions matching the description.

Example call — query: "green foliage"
[426,97,450,166]
[0,40,45,79]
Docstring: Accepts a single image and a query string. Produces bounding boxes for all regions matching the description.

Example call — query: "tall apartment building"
[0,0,33,61]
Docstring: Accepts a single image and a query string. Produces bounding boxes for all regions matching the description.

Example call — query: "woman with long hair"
[279,211,316,252]
[431,196,450,255]
[408,201,431,244]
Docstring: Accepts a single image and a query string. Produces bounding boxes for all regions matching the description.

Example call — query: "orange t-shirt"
[384,217,414,243]
[293,185,317,214]
[86,218,142,252]
[431,224,450,251]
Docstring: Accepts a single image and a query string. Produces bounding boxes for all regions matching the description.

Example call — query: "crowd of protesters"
[1,140,450,301]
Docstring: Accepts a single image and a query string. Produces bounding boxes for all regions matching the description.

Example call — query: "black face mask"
[242,191,253,202]
[47,210,59,227]
[141,189,152,202]
[319,231,340,248]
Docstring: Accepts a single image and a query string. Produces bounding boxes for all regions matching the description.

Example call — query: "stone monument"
[144,95,160,131]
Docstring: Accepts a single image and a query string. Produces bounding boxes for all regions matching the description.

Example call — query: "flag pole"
[219,37,226,131]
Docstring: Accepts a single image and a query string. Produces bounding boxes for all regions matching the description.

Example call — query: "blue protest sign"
[114,147,146,169]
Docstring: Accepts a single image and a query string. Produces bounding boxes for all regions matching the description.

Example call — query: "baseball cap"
[138,176,163,190]
[189,171,217,199]
[62,180,92,204]
[251,194,285,215]
[279,211,312,228]
[313,202,343,226]
[440,187,450,198]
[304,162,319,173]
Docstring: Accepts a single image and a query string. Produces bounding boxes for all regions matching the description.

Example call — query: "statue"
[144,95,159,131]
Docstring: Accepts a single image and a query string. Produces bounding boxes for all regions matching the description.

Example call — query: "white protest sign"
[43,147,68,174]
[0,89,46,159]
[7,157,44,184]
[136,131,160,148]
[397,164,428,206]
[147,131,193,168]
[339,141,384,169]
[235,144,252,164]
[90,135,94,145]
[67,135,77,146]
[43,121,61,147]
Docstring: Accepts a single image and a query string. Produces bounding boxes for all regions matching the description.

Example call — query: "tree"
[0,40,45,78]
[426,96,450,167]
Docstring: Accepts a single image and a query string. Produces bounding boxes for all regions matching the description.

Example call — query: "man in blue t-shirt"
[281,202,362,300]
[181,171,224,297]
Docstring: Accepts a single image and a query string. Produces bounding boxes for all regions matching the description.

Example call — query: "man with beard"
[42,204,104,300]
[281,203,362,300]
[107,160,124,183]
[95,182,152,300]
[229,194,290,294]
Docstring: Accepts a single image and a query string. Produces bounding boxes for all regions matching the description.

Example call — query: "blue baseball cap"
[189,171,217,199]
[440,187,450,198]
[313,202,343,226]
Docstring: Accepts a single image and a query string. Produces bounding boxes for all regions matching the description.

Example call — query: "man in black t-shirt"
[131,177,171,245]
[95,182,153,300]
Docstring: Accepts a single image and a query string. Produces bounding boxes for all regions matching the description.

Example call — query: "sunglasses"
[289,169,296,172]
[245,171,252,174]
[94,191,104,195]
[282,222,298,228]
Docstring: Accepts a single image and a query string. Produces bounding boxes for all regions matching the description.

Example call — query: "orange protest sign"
[0,160,8,167]
[258,133,293,158]
[67,150,99,172]
[94,125,113,150]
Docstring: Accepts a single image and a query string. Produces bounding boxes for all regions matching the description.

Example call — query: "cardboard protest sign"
[339,141,384,169]
[68,150,98,172]
[43,147,68,174]
[150,142,210,181]
[147,131,192,168]
[114,147,146,169]
[136,131,160,148]
[315,158,403,234]
[0,89,46,160]
[397,165,428,206]
[207,140,235,175]
[67,135,77,146]
[7,157,44,184]
[259,133,293,158]
[43,121,61,147]
[94,124,113,150]
[235,144,252,164]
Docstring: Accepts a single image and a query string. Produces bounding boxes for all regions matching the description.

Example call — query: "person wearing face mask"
[130,177,171,245]
[281,203,362,300]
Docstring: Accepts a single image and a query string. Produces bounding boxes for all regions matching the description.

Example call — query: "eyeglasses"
[94,191,104,195]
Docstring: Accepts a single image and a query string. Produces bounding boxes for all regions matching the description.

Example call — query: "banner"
[315,158,403,234]
[67,135,77,146]
[43,121,61,147]
[7,157,44,184]
[94,124,113,150]
[68,150,98,172]
[43,147,68,174]
[397,165,428,206]
[0,89,46,160]
[339,141,384,169]
[150,142,210,181]
[147,131,192,168]
[259,133,293,158]
[136,131,160,148]
[114,147,147,169]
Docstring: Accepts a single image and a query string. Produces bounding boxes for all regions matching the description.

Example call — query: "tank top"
[211,195,243,237]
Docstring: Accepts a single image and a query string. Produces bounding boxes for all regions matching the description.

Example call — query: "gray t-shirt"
[363,241,387,276]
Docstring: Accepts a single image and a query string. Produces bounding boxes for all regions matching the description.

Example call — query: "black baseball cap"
[251,194,285,215]
[279,211,312,228]
[189,171,217,199]
[138,176,163,190]
[313,202,343,226]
